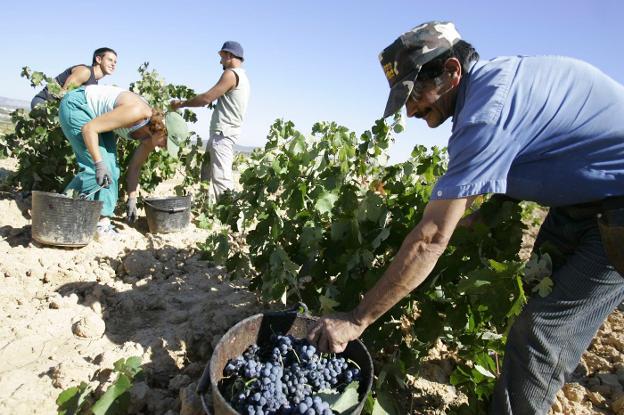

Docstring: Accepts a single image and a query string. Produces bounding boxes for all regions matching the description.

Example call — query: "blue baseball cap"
[220,41,244,61]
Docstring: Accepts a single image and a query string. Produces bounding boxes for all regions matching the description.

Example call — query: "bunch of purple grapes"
[219,334,361,415]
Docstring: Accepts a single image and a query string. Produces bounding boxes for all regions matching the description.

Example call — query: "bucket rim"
[31,190,103,206]
[144,194,191,202]
[144,195,192,215]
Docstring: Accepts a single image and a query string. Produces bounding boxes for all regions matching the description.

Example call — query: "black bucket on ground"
[31,191,102,247]
[144,195,191,233]
[197,311,374,415]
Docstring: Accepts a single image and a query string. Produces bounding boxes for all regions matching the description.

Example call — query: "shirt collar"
[452,60,479,124]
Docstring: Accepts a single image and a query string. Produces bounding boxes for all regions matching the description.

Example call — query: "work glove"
[94,161,112,188]
[127,197,138,224]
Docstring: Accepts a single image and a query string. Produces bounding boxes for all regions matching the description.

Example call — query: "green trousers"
[58,88,120,216]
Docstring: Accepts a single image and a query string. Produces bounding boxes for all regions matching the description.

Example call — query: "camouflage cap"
[380,21,461,118]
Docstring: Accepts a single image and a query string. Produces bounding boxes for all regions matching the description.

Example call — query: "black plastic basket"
[197,311,374,415]
[144,195,191,233]
[31,191,102,247]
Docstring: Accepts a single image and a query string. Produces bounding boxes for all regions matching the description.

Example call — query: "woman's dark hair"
[418,40,479,81]
[92,47,117,65]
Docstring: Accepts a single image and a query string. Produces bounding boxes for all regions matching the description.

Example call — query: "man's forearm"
[62,67,90,92]
[125,142,153,198]
[82,129,102,162]
[125,166,140,198]
[179,94,214,108]
[352,229,447,326]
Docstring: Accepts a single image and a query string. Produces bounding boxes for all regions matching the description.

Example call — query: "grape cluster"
[219,335,361,415]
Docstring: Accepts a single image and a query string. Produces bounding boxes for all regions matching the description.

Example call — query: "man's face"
[404,74,455,128]
[219,51,232,69]
[96,52,117,75]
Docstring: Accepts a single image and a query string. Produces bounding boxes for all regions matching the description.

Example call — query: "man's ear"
[445,58,462,87]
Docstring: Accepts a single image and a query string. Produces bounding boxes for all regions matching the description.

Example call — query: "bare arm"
[170,70,237,108]
[62,66,92,90]
[125,140,156,198]
[81,99,151,163]
[353,197,475,325]
[308,196,476,352]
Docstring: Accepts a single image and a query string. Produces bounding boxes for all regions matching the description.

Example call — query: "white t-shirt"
[84,85,138,139]
[210,67,250,137]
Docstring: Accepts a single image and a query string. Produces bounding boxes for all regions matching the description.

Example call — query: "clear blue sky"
[1,0,622,162]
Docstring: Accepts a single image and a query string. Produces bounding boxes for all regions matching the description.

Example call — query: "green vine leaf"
[316,381,360,414]
[315,190,339,215]
[532,276,554,297]
[90,374,132,415]
[319,294,340,314]
[474,364,496,379]
[56,382,91,415]
[371,390,400,415]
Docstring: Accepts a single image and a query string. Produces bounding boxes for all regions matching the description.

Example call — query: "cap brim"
[383,72,419,118]
[219,49,244,61]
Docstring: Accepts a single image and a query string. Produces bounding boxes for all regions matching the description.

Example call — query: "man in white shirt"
[171,41,250,202]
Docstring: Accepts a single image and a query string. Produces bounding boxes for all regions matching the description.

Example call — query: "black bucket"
[144,195,191,233]
[31,191,102,247]
[197,312,374,415]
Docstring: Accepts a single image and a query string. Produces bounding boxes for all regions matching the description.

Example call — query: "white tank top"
[84,85,138,139]
[210,67,250,137]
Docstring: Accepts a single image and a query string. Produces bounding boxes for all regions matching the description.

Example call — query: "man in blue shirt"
[308,21,624,414]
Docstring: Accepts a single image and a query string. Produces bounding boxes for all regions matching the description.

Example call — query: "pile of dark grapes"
[218,334,361,414]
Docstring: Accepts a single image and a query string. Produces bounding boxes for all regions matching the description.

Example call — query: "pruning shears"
[79,179,109,200]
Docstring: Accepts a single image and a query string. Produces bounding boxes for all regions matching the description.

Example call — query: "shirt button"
[437,191,442,197]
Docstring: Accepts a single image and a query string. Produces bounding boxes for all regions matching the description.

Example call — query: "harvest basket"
[196,310,374,415]
[144,195,191,233]
[31,191,102,247]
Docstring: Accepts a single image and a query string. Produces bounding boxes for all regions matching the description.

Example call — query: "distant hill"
[0,96,29,110]
[0,96,29,126]
[193,138,258,156]
[233,143,258,155]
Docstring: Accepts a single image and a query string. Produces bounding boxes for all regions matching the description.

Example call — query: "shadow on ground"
[55,244,261,413]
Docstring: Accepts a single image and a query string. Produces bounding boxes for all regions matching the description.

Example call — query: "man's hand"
[307,311,366,353]
[169,100,184,110]
[127,197,138,223]
[94,161,112,187]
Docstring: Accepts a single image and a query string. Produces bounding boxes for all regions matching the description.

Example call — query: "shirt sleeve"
[431,122,519,200]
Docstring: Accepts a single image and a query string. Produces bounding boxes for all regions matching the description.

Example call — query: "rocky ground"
[0,156,622,414]
[0,157,263,414]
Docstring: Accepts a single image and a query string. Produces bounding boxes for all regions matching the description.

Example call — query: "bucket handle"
[79,183,106,200]
[144,200,188,213]
[197,367,212,413]
[263,301,309,317]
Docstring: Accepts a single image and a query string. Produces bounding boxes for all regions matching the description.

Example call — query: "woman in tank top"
[58,84,188,237]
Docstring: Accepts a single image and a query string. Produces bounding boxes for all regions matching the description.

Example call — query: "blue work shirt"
[431,56,624,207]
